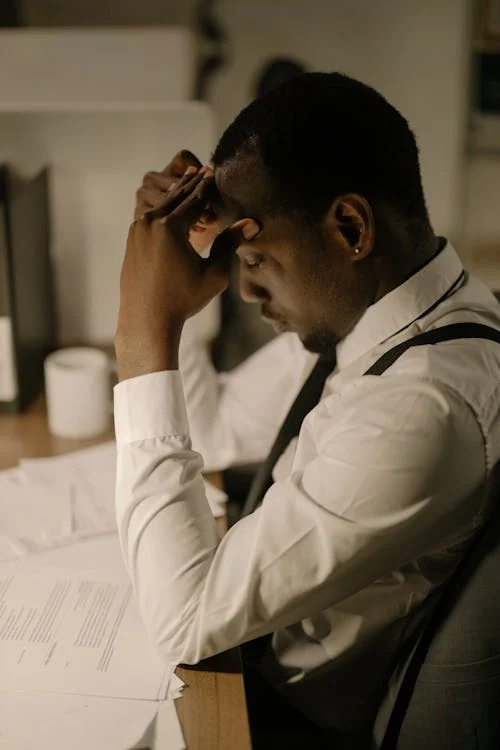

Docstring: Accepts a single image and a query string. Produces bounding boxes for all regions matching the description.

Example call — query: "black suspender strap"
[241,355,336,519]
[365,322,500,376]
[375,321,500,749]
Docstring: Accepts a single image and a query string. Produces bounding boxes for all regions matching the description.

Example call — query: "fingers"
[180,149,203,169]
[135,186,164,219]
[208,218,262,270]
[146,169,213,230]
[127,209,262,308]
[136,173,183,218]
[167,173,215,228]
[214,218,262,252]
[142,172,178,192]
[144,168,202,220]
[198,219,262,295]
[165,150,203,179]
[136,169,203,220]
[135,150,203,218]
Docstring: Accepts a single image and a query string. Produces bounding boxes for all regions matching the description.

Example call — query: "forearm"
[114,372,220,661]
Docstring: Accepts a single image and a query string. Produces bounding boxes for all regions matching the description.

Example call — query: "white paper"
[0,564,172,701]
[12,534,130,577]
[0,536,187,750]
[21,443,117,532]
[7,535,185,698]
[155,699,186,749]
[20,441,228,521]
[0,469,72,560]
[0,691,185,750]
[20,441,117,485]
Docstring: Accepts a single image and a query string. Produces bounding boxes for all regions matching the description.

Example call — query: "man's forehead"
[213,154,265,217]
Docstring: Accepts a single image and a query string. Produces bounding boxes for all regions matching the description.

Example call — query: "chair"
[380,461,500,749]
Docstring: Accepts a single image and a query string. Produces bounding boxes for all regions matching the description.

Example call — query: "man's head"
[211,72,435,356]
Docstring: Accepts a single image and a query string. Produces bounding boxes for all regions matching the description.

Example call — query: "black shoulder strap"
[365,322,500,377]
[380,460,500,750]
[375,321,500,749]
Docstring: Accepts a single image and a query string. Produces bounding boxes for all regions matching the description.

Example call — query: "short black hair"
[213,72,430,231]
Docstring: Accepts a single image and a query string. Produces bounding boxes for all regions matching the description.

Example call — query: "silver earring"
[354,247,361,255]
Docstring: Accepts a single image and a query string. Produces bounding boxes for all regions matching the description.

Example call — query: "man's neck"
[373,234,441,304]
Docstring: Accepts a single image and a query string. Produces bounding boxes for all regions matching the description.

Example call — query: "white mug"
[44,347,113,439]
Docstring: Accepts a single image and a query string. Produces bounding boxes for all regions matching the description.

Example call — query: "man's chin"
[263,316,292,334]
[300,331,338,358]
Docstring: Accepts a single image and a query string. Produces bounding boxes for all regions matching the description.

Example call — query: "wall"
[0,27,213,345]
[20,0,194,26]
[463,154,500,288]
[0,106,216,344]
[18,0,500,344]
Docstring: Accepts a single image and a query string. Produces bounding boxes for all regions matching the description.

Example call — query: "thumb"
[208,218,262,269]
[167,149,202,178]
[204,219,262,291]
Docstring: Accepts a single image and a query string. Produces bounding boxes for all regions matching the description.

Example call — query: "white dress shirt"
[114,243,500,732]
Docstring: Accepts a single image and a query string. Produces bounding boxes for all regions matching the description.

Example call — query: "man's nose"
[239,268,270,303]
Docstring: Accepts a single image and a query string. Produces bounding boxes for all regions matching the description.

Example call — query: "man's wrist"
[115,330,182,381]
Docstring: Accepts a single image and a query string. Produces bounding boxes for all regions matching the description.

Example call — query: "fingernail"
[242,219,262,241]
[185,166,198,176]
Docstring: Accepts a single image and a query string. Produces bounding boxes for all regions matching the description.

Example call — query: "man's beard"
[300,328,339,359]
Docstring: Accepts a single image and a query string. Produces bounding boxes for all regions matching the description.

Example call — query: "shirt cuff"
[114,370,190,444]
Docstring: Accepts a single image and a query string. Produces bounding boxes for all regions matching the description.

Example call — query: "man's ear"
[325,194,375,261]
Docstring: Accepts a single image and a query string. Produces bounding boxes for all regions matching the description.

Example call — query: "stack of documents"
[0,535,186,749]
[0,440,228,562]
[0,442,228,748]
[0,468,73,559]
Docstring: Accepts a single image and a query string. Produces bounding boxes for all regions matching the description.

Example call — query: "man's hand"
[135,150,220,255]
[116,167,261,381]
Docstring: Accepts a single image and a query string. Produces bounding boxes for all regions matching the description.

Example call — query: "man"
[114,73,500,747]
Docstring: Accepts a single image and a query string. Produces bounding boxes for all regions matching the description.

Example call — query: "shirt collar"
[336,242,465,370]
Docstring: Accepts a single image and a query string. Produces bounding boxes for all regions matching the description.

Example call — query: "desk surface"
[0,397,252,750]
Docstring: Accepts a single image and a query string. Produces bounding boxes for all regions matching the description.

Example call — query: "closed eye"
[241,252,265,270]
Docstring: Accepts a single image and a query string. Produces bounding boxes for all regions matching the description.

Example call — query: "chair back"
[381,461,500,750]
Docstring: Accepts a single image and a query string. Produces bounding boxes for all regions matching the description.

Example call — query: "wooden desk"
[0,396,252,750]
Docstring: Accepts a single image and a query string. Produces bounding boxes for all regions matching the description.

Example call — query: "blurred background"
[0,0,499,381]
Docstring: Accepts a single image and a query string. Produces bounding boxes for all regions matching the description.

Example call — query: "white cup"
[44,347,113,439]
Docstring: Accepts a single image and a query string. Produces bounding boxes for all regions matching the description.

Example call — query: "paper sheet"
[20,441,228,523]
[0,469,72,560]
[21,443,118,532]
[0,564,172,701]
[0,691,185,750]
[0,528,188,749]
[0,442,228,565]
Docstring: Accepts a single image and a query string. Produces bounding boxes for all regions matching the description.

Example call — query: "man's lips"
[261,307,277,322]
[261,309,291,332]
